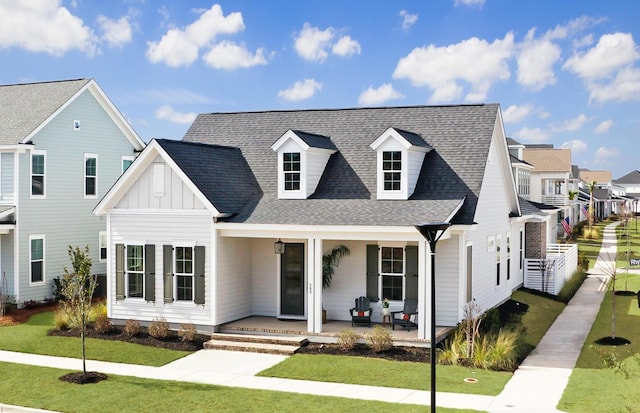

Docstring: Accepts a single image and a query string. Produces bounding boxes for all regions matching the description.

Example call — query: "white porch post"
[210,225,218,326]
[307,237,323,333]
[417,239,428,339]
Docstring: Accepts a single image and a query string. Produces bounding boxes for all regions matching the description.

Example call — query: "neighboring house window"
[126,245,144,298]
[30,235,45,284]
[175,246,194,301]
[122,156,134,173]
[283,152,300,191]
[99,231,107,262]
[506,233,511,281]
[519,229,524,270]
[382,151,401,191]
[31,151,45,197]
[466,243,473,303]
[380,247,404,301]
[84,154,97,197]
[496,234,501,286]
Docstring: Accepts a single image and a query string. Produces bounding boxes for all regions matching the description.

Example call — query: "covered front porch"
[219,316,452,347]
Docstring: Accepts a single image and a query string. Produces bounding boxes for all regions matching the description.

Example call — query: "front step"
[203,333,309,355]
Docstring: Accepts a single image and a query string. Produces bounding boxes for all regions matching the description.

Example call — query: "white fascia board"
[0,144,33,153]
[370,127,410,150]
[271,130,310,152]
[494,110,521,217]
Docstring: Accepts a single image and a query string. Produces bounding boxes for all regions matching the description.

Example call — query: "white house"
[0,79,145,305]
[95,104,538,341]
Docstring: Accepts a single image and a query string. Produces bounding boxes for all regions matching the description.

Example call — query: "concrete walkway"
[0,223,619,413]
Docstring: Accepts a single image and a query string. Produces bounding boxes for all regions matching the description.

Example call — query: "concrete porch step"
[203,333,309,355]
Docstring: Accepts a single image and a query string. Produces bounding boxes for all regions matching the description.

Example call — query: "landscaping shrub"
[93,313,112,334]
[336,329,360,351]
[487,329,520,371]
[88,301,107,323]
[557,269,588,303]
[577,253,590,272]
[178,323,197,342]
[148,317,169,339]
[438,328,466,365]
[124,319,140,337]
[583,227,600,240]
[53,308,70,330]
[365,325,393,352]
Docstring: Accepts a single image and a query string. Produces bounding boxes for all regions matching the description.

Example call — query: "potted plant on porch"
[322,245,350,323]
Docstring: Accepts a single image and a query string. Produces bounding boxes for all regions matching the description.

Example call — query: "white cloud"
[594,120,613,134]
[277,79,322,101]
[587,66,640,103]
[392,33,514,103]
[332,35,361,57]
[399,10,418,31]
[358,84,405,106]
[516,28,562,90]
[551,114,590,132]
[294,23,334,62]
[203,41,268,70]
[97,15,132,49]
[155,105,197,124]
[0,0,98,56]
[454,0,485,7]
[513,126,551,143]
[146,4,245,67]
[502,104,533,123]
[594,146,620,165]
[563,32,639,81]
[561,139,587,153]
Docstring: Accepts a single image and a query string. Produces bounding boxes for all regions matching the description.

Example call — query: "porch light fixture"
[415,222,450,413]
[274,239,285,255]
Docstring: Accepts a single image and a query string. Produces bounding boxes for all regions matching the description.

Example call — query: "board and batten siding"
[18,90,138,303]
[109,213,212,325]
[466,137,514,316]
[115,155,206,210]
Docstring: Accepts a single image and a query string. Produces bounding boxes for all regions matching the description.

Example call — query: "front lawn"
[0,312,188,366]
[510,288,566,355]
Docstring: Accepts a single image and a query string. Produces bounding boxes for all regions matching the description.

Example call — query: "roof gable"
[615,170,640,184]
[523,148,572,173]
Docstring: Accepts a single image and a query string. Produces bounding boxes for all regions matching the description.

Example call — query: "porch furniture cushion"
[392,299,418,331]
[350,296,372,327]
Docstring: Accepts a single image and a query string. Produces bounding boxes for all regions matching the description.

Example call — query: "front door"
[280,243,305,317]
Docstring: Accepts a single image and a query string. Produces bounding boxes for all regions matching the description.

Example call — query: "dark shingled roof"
[0,78,91,145]
[393,128,431,148]
[182,104,501,226]
[615,170,640,185]
[155,139,262,215]
[290,130,337,150]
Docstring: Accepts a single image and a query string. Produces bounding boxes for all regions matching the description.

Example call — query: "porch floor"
[219,316,452,348]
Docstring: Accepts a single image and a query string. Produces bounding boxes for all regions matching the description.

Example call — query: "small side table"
[382,314,392,326]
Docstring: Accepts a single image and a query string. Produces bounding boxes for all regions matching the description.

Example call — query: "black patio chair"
[391,299,418,331]
[349,296,372,327]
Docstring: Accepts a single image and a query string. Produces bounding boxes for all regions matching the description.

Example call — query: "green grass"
[559,368,640,413]
[258,353,510,396]
[0,312,188,366]
[0,362,481,413]
[576,220,610,269]
[511,289,565,355]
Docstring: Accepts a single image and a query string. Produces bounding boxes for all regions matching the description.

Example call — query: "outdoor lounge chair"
[349,296,372,327]
[391,299,418,331]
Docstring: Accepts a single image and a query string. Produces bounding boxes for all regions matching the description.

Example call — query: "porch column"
[307,237,323,333]
[417,239,428,340]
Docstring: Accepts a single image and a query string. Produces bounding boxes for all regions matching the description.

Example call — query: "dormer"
[370,127,432,200]
[271,130,337,199]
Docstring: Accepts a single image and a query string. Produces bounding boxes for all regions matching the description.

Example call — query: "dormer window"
[370,127,432,200]
[283,152,301,191]
[271,130,337,199]
[383,151,402,191]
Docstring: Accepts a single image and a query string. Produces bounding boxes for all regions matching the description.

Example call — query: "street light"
[415,222,451,413]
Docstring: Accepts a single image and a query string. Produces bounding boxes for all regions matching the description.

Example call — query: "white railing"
[523,243,578,295]
[541,194,568,207]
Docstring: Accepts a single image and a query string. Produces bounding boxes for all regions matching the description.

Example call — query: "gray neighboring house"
[0,79,145,305]
[95,104,539,341]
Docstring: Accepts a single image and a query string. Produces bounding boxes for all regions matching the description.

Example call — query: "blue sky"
[1,0,639,178]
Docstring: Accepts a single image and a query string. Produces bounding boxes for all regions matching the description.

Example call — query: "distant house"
[578,168,614,219]
[614,170,640,213]
[0,79,145,304]
[95,104,542,340]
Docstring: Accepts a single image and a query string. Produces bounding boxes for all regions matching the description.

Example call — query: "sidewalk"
[0,223,618,413]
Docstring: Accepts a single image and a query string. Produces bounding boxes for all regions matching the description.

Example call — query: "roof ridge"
[0,78,88,88]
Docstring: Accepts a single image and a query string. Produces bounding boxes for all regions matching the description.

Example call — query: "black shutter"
[144,244,155,302]
[163,245,174,303]
[115,244,125,300]
[194,246,205,305]
[366,244,379,302]
[405,246,418,301]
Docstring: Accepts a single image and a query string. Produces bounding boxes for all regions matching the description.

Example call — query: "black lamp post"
[415,222,450,413]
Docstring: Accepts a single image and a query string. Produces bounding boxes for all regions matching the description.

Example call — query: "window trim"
[84,153,98,199]
[122,155,134,173]
[29,234,45,285]
[382,151,402,191]
[496,234,501,286]
[174,246,194,302]
[379,245,405,302]
[126,244,145,299]
[30,150,46,199]
[282,152,301,192]
[99,231,107,263]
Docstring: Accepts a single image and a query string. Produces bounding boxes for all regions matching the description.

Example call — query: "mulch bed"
[296,342,431,363]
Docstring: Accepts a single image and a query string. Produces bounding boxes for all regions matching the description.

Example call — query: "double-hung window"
[175,246,194,301]
[381,247,404,301]
[30,235,45,284]
[84,154,97,197]
[31,151,45,197]
[126,245,144,298]
[99,231,107,262]
[382,151,401,191]
[496,235,501,286]
[283,152,300,191]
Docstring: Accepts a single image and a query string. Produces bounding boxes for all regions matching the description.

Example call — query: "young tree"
[61,245,97,376]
